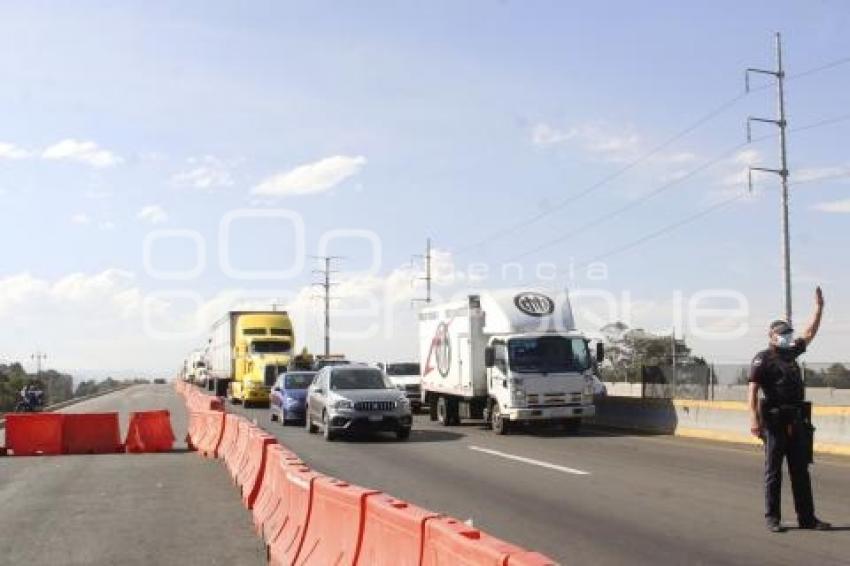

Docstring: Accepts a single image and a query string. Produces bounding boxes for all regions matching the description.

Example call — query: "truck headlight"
[334,399,353,410]
[398,396,411,407]
[511,389,526,400]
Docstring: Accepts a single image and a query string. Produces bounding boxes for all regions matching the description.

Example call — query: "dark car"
[270,371,316,425]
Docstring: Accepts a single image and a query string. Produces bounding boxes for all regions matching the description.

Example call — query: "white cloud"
[531,122,643,163]
[172,155,235,190]
[719,149,763,188]
[98,221,116,231]
[42,139,122,168]
[794,165,850,184]
[531,123,577,146]
[811,198,850,213]
[137,205,168,224]
[252,155,367,197]
[0,142,31,160]
[71,213,91,225]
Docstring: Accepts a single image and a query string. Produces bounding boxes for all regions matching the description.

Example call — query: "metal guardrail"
[0,384,133,430]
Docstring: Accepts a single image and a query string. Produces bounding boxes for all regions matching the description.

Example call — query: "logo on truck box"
[513,292,555,317]
[423,321,452,378]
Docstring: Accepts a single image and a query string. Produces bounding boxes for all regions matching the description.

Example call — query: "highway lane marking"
[469,446,590,476]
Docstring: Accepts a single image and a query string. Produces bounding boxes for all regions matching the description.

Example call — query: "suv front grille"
[354,400,396,411]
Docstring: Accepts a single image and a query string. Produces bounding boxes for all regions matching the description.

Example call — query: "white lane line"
[469,445,590,476]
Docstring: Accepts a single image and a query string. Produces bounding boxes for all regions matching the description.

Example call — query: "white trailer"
[418,289,601,434]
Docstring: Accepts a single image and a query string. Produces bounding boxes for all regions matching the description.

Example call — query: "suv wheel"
[322,411,336,441]
[305,408,318,433]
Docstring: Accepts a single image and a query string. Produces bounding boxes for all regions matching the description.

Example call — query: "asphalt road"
[231,396,850,566]
[0,385,265,566]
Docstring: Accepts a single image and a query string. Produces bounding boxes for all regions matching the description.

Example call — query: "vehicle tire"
[491,401,510,435]
[563,419,582,434]
[305,409,318,434]
[322,411,336,442]
[437,396,450,426]
[428,396,438,421]
[270,410,278,422]
[396,427,411,441]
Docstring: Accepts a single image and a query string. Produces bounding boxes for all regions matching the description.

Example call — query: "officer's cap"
[769,320,793,335]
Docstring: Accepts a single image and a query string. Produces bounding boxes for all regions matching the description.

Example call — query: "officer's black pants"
[764,422,815,522]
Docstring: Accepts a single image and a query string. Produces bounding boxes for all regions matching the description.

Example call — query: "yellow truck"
[207,310,294,407]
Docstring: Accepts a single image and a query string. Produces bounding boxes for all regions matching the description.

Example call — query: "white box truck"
[419,289,602,434]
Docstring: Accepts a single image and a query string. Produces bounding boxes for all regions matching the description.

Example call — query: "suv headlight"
[334,399,353,410]
[398,396,411,407]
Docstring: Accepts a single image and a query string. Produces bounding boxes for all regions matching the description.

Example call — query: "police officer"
[748,286,831,533]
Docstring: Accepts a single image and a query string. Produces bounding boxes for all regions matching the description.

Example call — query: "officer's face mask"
[774,332,795,349]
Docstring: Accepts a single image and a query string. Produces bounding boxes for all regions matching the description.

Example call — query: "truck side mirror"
[484,346,495,368]
[596,343,605,363]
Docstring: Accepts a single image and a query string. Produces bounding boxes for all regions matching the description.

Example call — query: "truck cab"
[228,313,293,406]
[484,331,598,433]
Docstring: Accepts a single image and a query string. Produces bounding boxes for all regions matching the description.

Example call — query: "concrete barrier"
[592,396,850,456]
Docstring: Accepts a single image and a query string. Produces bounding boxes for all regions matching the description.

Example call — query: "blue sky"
[0,1,848,374]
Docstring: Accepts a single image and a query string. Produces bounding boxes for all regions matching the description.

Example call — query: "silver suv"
[305,365,412,441]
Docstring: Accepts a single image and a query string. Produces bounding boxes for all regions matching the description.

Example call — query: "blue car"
[270,371,316,425]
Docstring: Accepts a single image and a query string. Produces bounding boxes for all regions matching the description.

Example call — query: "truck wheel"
[305,410,318,434]
[563,419,582,434]
[428,396,438,421]
[437,397,450,426]
[491,402,510,435]
[396,427,411,441]
[270,410,278,422]
[322,412,336,441]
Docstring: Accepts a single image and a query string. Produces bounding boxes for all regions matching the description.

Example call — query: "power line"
[745,33,793,324]
[311,255,344,357]
[502,111,850,264]
[450,52,850,259]
[573,170,850,270]
[411,237,433,305]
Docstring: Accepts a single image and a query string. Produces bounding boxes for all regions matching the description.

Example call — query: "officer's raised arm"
[801,286,824,346]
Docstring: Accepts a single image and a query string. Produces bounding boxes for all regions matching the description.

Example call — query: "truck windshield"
[252,341,290,354]
[386,363,420,376]
[330,368,391,390]
[507,336,590,374]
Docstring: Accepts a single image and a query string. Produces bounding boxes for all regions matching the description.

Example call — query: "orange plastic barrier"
[268,466,323,566]
[5,413,64,456]
[252,445,300,534]
[237,428,278,509]
[357,495,440,566]
[62,412,123,454]
[125,410,175,453]
[196,411,226,458]
[225,420,254,481]
[217,414,246,464]
[422,517,556,566]
[294,477,380,565]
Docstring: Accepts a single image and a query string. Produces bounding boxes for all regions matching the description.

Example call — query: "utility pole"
[31,351,47,375]
[746,32,793,325]
[311,256,343,356]
[411,237,432,306]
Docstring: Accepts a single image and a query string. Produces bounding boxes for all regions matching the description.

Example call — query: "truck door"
[490,341,510,404]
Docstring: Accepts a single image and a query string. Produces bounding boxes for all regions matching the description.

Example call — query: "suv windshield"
[330,368,390,390]
[252,341,290,354]
[284,372,315,389]
[385,363,420,376]
[507,336,590,374]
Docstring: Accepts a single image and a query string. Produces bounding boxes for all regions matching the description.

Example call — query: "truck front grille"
[354,400,396,411]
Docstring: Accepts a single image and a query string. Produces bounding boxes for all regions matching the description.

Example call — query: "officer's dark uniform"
[749,338,816,526]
